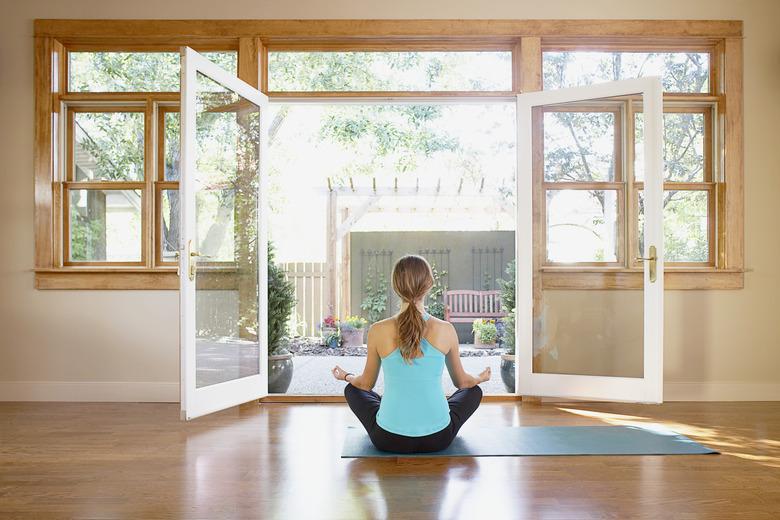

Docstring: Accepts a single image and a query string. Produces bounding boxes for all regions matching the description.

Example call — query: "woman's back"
[375,313,451,436]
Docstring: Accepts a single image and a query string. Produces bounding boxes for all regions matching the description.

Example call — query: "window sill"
[541,268,744,290]
[35,269,180,290]
[34,267,745,291]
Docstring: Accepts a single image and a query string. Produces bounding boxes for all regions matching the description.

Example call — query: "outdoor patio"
[285,352,507,394]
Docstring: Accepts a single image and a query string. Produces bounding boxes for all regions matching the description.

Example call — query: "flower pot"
[321,327,339,348]
[474,331,497,349]
[500,353,515,393]
[268,351,294,393]
[340,328,364,347]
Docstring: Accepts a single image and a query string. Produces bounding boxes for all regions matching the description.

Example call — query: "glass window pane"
[268,51,512,91]
[635,112,706,182]
[73,112,144,181]
[546,189,620,263]
[163,111,180,180]
[543,51,710,93]
[160,189,180,262]
[193,71,261,389]
[638,190,710,262]
[69,189,142,262]
[544,110,616,182]
[69,51,237,92]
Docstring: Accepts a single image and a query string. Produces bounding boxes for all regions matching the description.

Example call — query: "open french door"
[179,47,269,420]
[516,77,664,403]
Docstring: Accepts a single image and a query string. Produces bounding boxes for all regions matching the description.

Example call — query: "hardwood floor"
[1,401,778,519]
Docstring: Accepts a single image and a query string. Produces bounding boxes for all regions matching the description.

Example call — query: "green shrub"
[268,242,296,355]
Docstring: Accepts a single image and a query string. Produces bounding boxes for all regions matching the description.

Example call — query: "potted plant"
[472,318,498,349]
[268,242,296,394]
[340,316,367,347]
[319,315,340,348]
[497,260,516,393]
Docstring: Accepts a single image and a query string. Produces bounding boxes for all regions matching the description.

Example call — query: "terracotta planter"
[474,330,497,349]
[500,353,515,393]
[340,328,365,347]
[268,351,294,393]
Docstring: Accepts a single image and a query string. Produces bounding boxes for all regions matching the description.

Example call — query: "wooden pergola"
[324,177,515,318]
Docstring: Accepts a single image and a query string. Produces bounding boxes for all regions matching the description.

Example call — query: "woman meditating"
[332,254,490,453]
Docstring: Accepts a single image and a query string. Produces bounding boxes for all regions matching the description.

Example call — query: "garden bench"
[444,289,507,324]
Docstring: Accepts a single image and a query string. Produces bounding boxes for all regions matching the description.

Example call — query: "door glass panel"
[193,71,261,388]
[534,96,643,378]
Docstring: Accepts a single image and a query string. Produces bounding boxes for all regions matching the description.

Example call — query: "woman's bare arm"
[332,324,382,391]
[442,323,491,389]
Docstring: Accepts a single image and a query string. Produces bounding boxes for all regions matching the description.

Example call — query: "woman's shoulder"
[426,315,455,332]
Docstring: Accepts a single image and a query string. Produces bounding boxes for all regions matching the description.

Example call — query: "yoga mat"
[341,425,718,458]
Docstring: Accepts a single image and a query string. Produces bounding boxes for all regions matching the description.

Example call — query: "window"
[55,50,237,272]
[541,50,718,268]
[68,51,237,92]
[33,22,744,290]
[268,51,513,92]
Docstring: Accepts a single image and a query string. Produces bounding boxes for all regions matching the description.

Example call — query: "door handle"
[635,245,658,283]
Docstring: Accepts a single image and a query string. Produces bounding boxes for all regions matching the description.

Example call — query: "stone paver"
[285,355,508,395]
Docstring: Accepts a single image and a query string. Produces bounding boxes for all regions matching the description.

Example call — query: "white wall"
[1,0,779,401]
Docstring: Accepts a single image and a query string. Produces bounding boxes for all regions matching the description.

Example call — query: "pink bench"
[444,290,507,323]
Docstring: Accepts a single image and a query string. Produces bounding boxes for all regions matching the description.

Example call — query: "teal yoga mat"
[341,425,718,458]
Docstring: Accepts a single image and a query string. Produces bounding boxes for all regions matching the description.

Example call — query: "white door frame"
[180,47,270,420]
[515,77,665,403]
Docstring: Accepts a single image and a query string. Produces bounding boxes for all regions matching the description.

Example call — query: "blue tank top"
[376,312,451,437]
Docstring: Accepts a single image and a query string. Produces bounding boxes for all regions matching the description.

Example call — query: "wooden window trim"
[32,20,744,290]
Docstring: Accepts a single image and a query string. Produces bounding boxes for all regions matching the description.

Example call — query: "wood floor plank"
[0,401,778,519]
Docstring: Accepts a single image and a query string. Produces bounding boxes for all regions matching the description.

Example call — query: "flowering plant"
[472,318,498,344]
[340,316,367,331]
[320,315,339,329]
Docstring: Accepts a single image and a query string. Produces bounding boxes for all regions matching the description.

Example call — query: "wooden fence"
[281,262,328,337]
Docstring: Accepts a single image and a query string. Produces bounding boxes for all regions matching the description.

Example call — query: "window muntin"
[543,51,711,93]
[72,111,145,181]
[67,188,143,263]
[268,51,513,92]
[68,51,237,92]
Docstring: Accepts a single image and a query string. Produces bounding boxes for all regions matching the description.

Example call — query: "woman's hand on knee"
[477,367,491,383]
[332,365,351,381]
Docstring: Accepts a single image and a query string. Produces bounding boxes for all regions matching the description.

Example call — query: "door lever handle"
[635,245,658,283]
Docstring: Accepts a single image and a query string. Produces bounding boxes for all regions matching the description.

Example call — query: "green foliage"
[497,259,516,354]
[70,212,106,261]
[360,272,388,325]
[472,319,498,344]
[268,242,296,355]
[501,312,515,355]
[426,263,448,320]
[74,112,144,181]
[497,259,516,313]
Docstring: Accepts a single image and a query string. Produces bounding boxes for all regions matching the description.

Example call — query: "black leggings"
[344,383,483,454]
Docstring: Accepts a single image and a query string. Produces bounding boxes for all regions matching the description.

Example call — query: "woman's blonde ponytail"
[391,255,434,364]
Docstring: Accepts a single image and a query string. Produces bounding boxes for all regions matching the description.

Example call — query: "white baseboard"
[1,380,778,403]
[664,381,780,401]
[0,381,179,402]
